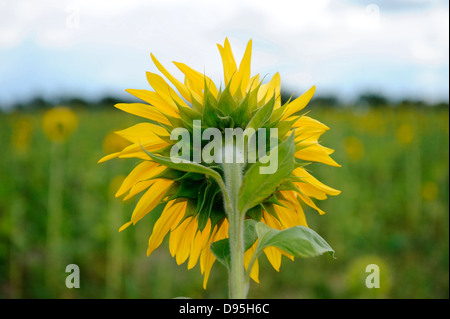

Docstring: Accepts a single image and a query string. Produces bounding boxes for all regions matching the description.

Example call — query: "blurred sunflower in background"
[11,115,34,155]
[42,106,78,143]
[99,38,340,290]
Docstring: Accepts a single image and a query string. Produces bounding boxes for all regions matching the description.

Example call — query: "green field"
[0,105,448,298]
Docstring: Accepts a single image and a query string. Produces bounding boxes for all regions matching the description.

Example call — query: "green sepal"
[264,193,285,207]
[210,219,258,270]
[237,132,295,214]
[294,159,311,168]
[217,83,238,116]
[196,180,221,231]
[277,180,302,193]
[275,118,298,138]
[254,222,335,259]
[165,114,185,129]
[178,105,203,131]
[169,178,204,200]
[191,92,204,113]
[175,171,205,182]
[261,202,280,222]
[245,94,275,131]
[149,168,186,181]
[229,89,252,127]
[217,115,235,130]
[202,79,221,127]
[246,205,262,221]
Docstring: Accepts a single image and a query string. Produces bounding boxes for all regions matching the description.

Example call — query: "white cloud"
[0,0,448,104]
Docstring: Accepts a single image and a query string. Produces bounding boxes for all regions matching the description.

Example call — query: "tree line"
[1,91,448,113]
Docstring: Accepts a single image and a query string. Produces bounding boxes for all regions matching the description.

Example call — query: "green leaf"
[210,219,258,269]
[139,143,225,187]
[237,132,295,214]
[255,222,335,259]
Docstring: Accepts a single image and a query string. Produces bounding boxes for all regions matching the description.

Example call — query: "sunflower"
[42,106,78,143]
[99,38,340,295]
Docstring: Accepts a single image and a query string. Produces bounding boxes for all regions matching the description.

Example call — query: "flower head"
[99,38,340,288]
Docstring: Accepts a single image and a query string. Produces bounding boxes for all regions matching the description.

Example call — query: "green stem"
[222,162,247,299]
[46,141,64,291]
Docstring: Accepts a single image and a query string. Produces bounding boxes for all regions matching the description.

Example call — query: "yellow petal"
[298,192,326,215]
[217,38,238,86]
[130,179,173,225]
[187,219,211,270]
[175,218,198,265]
[147,200,186,256]
[174,62,218,98]
[291,115,329,132]
[150,53,193,103]
[98,151,121,163]
[296,182,328,200]
[294,130,324,145]
[258,73,281,108]
[282,86,315,119]
[293,167,341,196]
[145,71,188,108]
[200,247,215,290]
[247,74,260,94]
[117,139,168,159]
[274,200,301,228]
[200,220,228,289]
[232,39,252,95]
[263,246,282,272]
[199,231,217,289]
[115,123,168,145]
[262,211,283,230]
[123,180,155,201]
[169,217,191,258]
[114,103,171,126]
[279,192,308,227]
[126,89,180,118]
[118,221,132,232]
[115,161,163,198]
[244,241,260,283]
[295,144,341,167]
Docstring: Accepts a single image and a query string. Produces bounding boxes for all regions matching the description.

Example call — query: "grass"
[0,105,448,298]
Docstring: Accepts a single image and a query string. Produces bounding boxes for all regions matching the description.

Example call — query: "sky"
[0,0,448,109]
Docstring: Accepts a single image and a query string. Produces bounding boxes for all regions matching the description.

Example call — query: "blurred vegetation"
[0,94,448,299]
